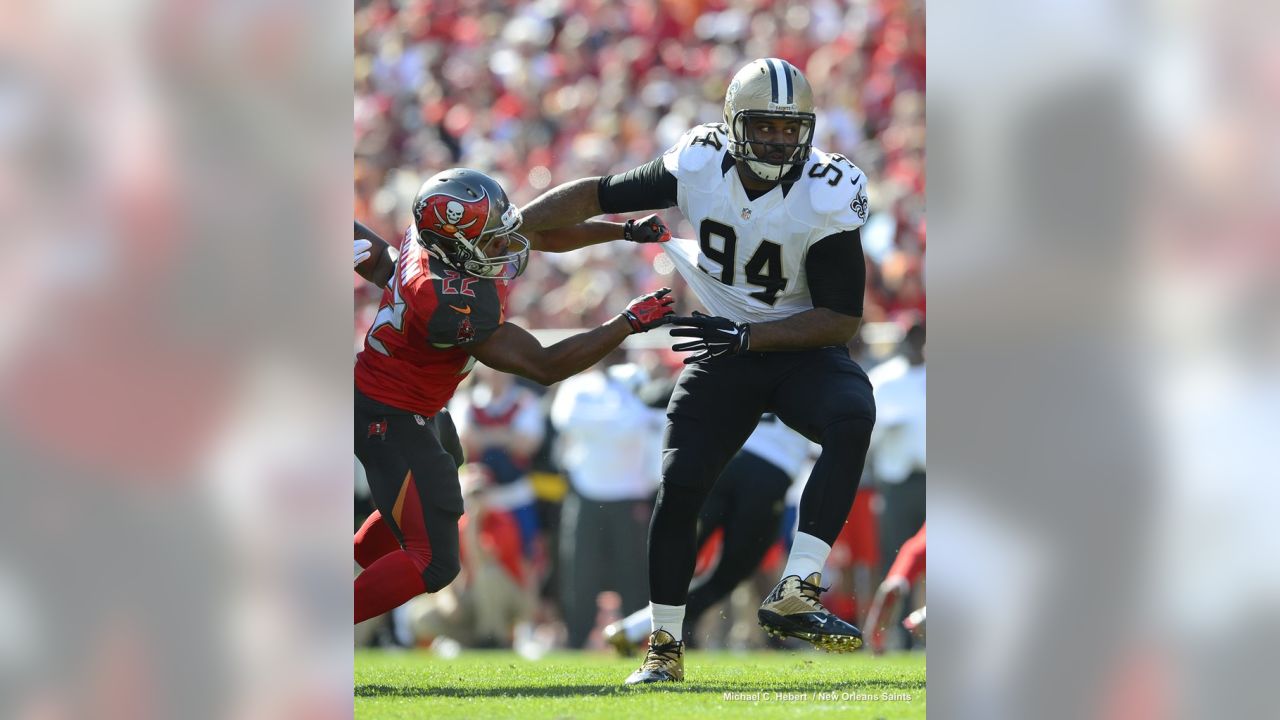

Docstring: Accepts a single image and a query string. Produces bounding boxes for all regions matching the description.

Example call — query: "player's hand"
[668,311,750,363]
[354,238,373,268]
[621,288,676,333]
[623,214,671,244]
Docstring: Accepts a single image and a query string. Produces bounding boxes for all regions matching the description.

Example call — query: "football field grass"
[356,648,926,719]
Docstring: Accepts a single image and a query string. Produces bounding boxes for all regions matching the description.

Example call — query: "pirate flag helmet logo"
[412,168,530,280]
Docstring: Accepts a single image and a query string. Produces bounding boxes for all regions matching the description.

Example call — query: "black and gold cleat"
[758,572,864,653]
[602,620,637,658]
[623,629,684,685]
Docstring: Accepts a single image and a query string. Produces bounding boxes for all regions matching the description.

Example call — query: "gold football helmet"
[723,58,816,183]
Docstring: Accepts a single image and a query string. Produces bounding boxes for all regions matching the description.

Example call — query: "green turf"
[356,648,926,719]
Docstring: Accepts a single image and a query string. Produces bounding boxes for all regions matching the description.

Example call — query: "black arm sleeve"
[597,156,679,213]
[804,229,866,317]
[354,220,384,242]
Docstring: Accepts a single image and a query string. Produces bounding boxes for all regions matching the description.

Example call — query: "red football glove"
[623,214,672,244]
[621,288,676,333]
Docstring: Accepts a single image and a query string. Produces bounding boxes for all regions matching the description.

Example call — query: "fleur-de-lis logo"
[851,193,868,221]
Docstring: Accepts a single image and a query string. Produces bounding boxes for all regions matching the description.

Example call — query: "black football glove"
[668,311,751,363]
[621,288,676,333]
[623,214,672,244]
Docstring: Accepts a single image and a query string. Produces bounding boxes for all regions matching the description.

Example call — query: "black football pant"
[683,449,790,645]
[354,389,465,624]
[649,347,875,606]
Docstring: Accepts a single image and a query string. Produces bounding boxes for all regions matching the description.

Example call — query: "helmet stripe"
[782,61,794,105]
[767,58,790,106]
[766,59,779,103]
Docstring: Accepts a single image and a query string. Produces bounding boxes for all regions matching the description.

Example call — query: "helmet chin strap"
[746,158,787,182]
[742,141,803,184]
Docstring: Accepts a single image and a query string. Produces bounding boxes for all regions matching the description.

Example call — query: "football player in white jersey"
[521,58,876,684]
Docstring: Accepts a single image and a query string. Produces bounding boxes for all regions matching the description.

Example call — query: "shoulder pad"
[805,151,870,227]
[663,123,729,176]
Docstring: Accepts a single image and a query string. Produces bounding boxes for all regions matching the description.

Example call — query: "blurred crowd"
[354,0,925,347]
[353,0,926,655]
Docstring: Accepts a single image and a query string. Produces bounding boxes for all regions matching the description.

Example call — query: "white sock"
[781,532,832,582]
[650,602,686,641]
[621,606,653,645]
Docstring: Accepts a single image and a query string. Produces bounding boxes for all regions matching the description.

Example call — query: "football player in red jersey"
[352,168,675,625]
[864,523,926,654]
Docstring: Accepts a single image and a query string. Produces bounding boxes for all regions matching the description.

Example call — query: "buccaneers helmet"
[411,168,530,279]
[723,58,816,183]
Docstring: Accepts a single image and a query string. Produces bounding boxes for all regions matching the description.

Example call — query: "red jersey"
[886,523,926,583]
[355,227,510,416]
[459,509,526,584]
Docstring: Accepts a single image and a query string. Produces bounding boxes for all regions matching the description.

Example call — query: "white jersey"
[660,123,870,324]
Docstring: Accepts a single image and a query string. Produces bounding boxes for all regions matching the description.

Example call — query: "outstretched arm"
[524,219,622,253]
[522,157,678,235]
[466,289,675,386]
[469,319,632,387]
[521,177,606,233]
[354,220,397,288]
[526,216,671,253]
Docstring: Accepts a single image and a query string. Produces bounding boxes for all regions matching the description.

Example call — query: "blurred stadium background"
[3,0,1274,717]
[353,0,927,662]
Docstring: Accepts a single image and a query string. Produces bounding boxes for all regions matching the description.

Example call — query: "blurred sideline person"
[867,318,926,577]
[520,58,876,684]
[549,355,663,648]
[408,464,533,648]
[449,365,545,555]
[603,414,812,654]
[864,523,926,654]
[352,168,676,625]
[823,482,882,624]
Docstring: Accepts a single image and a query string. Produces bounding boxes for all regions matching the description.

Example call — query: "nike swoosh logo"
[724,327,739,336]
[449,305,472,314]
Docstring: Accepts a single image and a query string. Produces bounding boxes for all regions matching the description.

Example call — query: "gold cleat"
[603,621,637,658]
[758,572,864,653]
[623,629,685,685]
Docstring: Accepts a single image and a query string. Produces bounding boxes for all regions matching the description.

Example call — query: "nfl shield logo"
[741,207,751,220]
